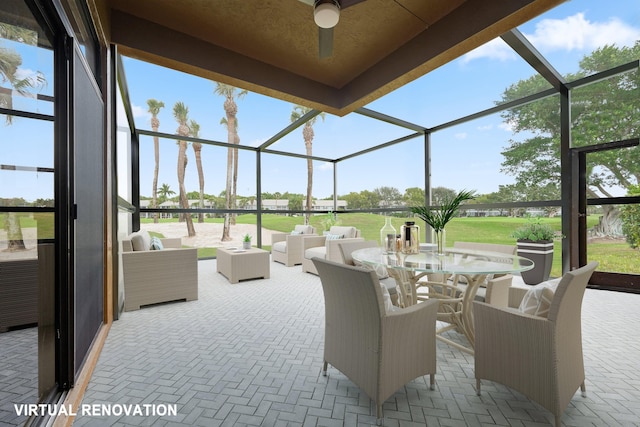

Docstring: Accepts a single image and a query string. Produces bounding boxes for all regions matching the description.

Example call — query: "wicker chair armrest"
[160,238,182,249]
[285,233,314,254]
[271,233,288,244]
[326,238,364,263]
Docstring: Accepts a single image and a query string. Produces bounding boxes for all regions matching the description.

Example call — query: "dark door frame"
[571,138,640,293]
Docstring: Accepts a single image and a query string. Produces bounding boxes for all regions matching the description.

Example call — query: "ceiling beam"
[501,28,565,90]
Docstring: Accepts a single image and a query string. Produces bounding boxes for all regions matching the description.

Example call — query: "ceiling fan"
[298,0,367,58]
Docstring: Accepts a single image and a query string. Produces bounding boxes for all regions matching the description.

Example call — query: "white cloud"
[132,104,150,120]
[454,132,468,140]
[462,12,640,63]
[462,38,515,63]
[477,124,493,131]
[15,67,40,82]
[527,13,640,52]
[319,162,334,171]
[499,121,514,132]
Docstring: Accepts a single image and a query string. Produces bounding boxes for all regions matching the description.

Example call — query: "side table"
[217,247,270,284]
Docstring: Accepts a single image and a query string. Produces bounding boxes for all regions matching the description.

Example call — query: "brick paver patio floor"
[71,259,640,426]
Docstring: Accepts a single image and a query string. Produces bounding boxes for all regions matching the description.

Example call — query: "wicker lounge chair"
[302,226,363,274]
[271,225,317,267]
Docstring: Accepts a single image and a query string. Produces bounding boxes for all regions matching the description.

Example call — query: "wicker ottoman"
[217,247,270,284]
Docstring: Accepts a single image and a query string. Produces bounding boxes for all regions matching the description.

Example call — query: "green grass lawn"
[135,213,639,276]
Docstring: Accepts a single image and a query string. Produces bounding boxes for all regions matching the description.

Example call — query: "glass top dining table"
[352,246,534,354]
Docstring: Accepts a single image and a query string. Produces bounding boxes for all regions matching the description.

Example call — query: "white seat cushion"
[272,241,287,253]
[305,246,326,260]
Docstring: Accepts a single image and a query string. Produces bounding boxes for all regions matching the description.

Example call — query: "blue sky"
[2,0,639,202]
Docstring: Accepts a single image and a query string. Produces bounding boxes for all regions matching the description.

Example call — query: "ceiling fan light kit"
[314,0,340,28]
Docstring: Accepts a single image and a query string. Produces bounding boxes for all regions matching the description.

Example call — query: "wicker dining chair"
[312,258,439,425]
[474,261,599,427]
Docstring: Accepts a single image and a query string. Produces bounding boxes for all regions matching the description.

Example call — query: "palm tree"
[172,101,196,237]
[214,83,248,241]
[290,105,325,224]
[158,183,175,203]
[189,119,206,223]
[220,117,241,225]
[1,25,45,250]
[0,24,45,125]
[146,99,165,223]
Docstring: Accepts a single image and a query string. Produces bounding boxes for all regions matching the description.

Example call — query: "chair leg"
[322,361,328,376]
[430,373,435,390]
[476,379,481,396]
[581,381,587,398]
[555,414,561,427]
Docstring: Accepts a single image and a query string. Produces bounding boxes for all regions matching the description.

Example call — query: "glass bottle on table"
[400,221,420,254]
[380,216,396,253]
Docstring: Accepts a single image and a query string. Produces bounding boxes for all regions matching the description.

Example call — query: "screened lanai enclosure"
[115,11,639,295]
[0,0,639,425]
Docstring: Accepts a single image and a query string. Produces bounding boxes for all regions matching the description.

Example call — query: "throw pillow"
[294,225,313,234]
[354,259,389,280]
[518,283,557,318]
[150,236,164,250]
[130,231,151,251]
[380,283,400,313]
[325,233,343,240]
[290,230,302,235]
[330,226,357,238]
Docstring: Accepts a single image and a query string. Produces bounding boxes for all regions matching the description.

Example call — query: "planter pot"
[242,241,251,250]
[517,240,554,285]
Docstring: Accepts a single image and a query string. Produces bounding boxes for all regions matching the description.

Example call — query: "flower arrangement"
[511,219,557,242]
[409,189,476,232]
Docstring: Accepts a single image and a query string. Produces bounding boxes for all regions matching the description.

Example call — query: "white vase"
[242,241,251,249]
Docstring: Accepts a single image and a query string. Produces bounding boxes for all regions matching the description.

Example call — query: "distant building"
[243,199,289,210]
[313,200,347,211]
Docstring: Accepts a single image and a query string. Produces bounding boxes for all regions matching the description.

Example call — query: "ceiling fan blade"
[318,27,333,58]
[340,0,367,9]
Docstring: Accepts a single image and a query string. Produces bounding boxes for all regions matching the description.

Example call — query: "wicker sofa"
[121,230,198,311]
[302,226,363,275]
[0,259,38,332]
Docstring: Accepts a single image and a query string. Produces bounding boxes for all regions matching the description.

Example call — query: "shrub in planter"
[512,220,557,285]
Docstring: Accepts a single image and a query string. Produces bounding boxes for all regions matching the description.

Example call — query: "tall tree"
[0,23,45,125]
[404,187,426,207]
[290,105,325,224]
[189,119,206,223]
[172,101,195,237]
[146,99,165,223]
[500,42,639,236]
[214,83,248,241]
[220,117,241,225]
[374,186,403,208]
[158,183,175,204]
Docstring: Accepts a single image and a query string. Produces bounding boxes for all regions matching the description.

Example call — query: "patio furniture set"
[314,253,598,426]
[120,226,598,426]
